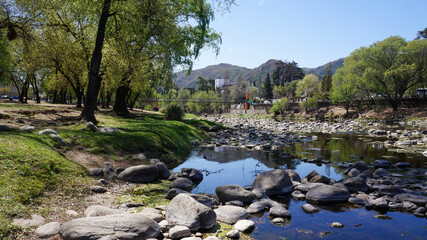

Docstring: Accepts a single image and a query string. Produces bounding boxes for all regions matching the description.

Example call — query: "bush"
[164,104,183,121]
[270,98,289,117]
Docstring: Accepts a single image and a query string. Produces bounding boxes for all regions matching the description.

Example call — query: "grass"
[0,130,88,238]
[115,180,171,208]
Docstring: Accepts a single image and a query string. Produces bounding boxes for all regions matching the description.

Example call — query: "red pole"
[245,90,248,111]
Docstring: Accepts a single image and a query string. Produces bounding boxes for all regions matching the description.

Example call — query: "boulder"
[11,214,45,228]
[306,185,351,203]
[374,160,391,169]
[348,197,367,205]
[180,168,203,181]
[19,126,35,131]
[156,162,171,179]
[246,202,266,214]
[305,170,319,182]
[340,177,368,193]
[170,178,194,191]
[352,161,368,172]
[294,183,325,193]
[373,168,389,177]
[35,222,60,239]
[302,203,319,214]
[285,169,301,182]
[102,162,116,180]
[60,214,160,240]
[291,190,306,200]
[88,168,103,177]
[50,134,68,146]
[347,168,361,178]
[139,208,163,223]
[309,175,331,184]
[251,169,293,197]
[86,122,98,131]
[169,226,191,240]
[233,220,255,233]
[118,165,159,183]
[396,194,427,207]
[38,129,57,135]
[166,194,216,231]
[84,205,125,217]
[166,188,189,200]
[269,207,291,218]
[214,206,248,224]
[132,153,147,161]
[216,184,256,204]
[226,230,240,239]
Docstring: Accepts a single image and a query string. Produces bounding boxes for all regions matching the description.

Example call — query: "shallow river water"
[173,133,427,240]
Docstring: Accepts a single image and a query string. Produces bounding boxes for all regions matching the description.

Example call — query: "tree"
[0,32,11,85]
[338,36,427,111]
[284,80,298,101]
[416,27,427,40]
[270,98,289,117]
[321,62,333,96]
[272,60,305,86]
[262,72,273,99]
[296,74,320,98]
[80,0,234,124]
[231,72,247,102]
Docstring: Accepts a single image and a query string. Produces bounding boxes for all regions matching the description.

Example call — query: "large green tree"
[296,74,320,98]
[262,72,273,99]
[272,60,305,86]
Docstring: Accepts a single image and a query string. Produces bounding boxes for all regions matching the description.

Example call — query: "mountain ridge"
[174,58,345,88]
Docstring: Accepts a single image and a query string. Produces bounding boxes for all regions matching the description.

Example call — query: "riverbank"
[0,103,212,239]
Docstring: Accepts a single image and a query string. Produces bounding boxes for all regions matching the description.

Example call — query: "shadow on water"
[173,133,427,240]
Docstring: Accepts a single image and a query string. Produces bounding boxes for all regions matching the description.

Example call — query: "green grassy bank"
[0,104,215,238]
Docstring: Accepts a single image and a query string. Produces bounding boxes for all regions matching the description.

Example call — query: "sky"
[190,0,427,70]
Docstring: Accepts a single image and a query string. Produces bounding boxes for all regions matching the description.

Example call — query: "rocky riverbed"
[14,118,427,240]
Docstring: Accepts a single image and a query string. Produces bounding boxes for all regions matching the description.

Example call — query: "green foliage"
[262,72,273,99]
[187,90,221,113]
[116,180,171,208]
[272,60,304,86]
[270,98,289,117]
[321,62,333,95]
[296,74,320,98]
[164,104,183,121]
[0,33,11,85]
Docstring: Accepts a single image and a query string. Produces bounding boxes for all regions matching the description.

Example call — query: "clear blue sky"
[192,0,427,70]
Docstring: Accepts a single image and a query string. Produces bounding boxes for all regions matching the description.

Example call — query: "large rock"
[305,170,319,182]
[233,220,255,233]
[117,165,159,183]
[340,177,368,192]
[214,206,248,224]
[216,184,256,204]
[251,169,293,197]
[294,183,325,193]
[347,168,361,178]
[169,226,191,240]
[352,161,368,172]
[396,194,427,207]
[246,202,266,214]
[306,185,351,203]
[166,194,216,231]
[156,162,171,179]
[166,188,189,199]
[35,222,60,239]
[285,169,301,182]
[309,175,331,184]
[84,205,125,217]
[180,168,203,181]
[170,178,194,191]
[269,207,291,218]
[102,162,116,180]
[11,214,46,228]
[60,214,160,240]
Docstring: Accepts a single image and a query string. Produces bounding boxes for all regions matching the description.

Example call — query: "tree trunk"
[106,90,113,108]
[113,84,131,116]
[129,91,140,110]
[80,0,111,124]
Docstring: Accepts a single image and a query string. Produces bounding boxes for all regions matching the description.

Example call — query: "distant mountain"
[303,58,345,77]
[174,58,345,88]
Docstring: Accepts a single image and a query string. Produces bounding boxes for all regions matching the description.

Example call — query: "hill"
[174,58,345,88]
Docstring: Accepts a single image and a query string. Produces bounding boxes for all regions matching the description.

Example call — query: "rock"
[291,190,306,200]
[330,222,344,228]
[302,203,319,214]
[102,162,116,179]
[251,169,293,197]
[35,222,60,239]
[86,122,98,131]
[166,194,216,231]
[65,210,78,217]
[396,193,427,206]
[214,206,248,224]
[189,194,217,208]
[352,161,368,172]
[369,197,388,209]
[285,169,301,182]
[60,214,160,239]
[204,237,220,240]
[139,208,163,223]
[258,198,282,209]
[347,168,361,178]
[19,125,35,131]
[0,125,10,131]
[150,159,160,165]
[305,170,319,181]
[306,185,351,203]
[374,160,391,169]
[166,188,189,200]
[377,185,404,196]
[246,202,266,214]
[226,200,245,207]
[118,165,159,183]
[402,201,418,211]
[169,226,192,239]
[348,197,367,205]
[88,168,103,177]
[269,207,291,218]
[271,218,285,224]
[360,170,373,179]
[340,177,368,193]
[159,219,172,232]
[156,162,171,179]
[182,237,202,240]
[309,175,331,184]
[90,186,107,193]
[233,220,255,233]
[395,162,410,168]
[373,168,389,177]
[12,214,46,228]
[49,134,68,146]
[226,229,240,239]
[132,153,147,161]
[38,129,57,135]
[294,183,325,193]
[216,184,256,204]
[84,205,125,217]
[180,168,203,181]
[170,178,194,191]
[116,167,126,175]
[98,127,120,133]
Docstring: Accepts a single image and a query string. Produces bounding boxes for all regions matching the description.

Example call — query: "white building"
[215,78,230,90]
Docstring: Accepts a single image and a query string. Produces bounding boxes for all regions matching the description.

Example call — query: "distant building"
[215,78,231,90]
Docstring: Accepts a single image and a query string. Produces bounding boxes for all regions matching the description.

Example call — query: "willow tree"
[80,0,234,123]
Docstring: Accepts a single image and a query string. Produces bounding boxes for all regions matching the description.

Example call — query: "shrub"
[164,104,183,121]
[270,98,289,117]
